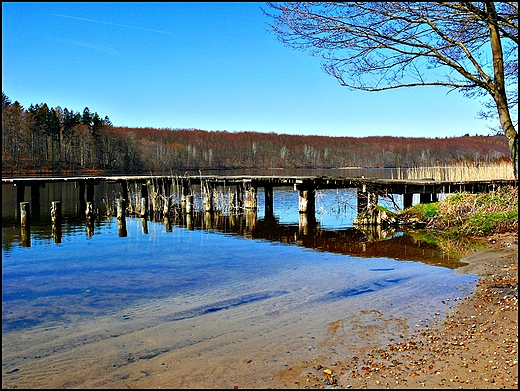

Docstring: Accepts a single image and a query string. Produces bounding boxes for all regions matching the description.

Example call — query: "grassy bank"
[400,185,518,236]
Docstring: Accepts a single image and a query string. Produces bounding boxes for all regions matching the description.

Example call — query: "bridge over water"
[3,175,517,220]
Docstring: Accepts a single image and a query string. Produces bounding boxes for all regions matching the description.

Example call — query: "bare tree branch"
[263,1,518,178]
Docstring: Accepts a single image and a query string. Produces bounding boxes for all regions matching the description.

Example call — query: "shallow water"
[2,182,477,388]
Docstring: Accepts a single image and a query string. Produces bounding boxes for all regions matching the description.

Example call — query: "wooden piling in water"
[86,201,94,221]
[140,197,147,217]
[16,184,25,206]
[51,200,62,243]
[297,188,315,214]
[118,219,127,237]
[51,201,62,224]
[20,202,30,227]
[264,185,274,217]
[185,194,194,214]
[117,198,125,220]
[203,187,214,213]
[244,186,257,210]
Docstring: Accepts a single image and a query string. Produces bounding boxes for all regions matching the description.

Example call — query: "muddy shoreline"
[274,232,518,389]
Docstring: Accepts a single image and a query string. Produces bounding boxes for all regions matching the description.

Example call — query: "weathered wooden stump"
[164,216,172,232]
[51,201,62,225]
[229,193,237,212]
[184,194,194,214]
[140,197,148,217]
[118,218,127,237]
[20,202,30,227]
[117,198,126,220]
[203,190,214,213]
[245,186,257,210]
[298,189,315,214]
[85,201,94,221]
[141,218,149,234]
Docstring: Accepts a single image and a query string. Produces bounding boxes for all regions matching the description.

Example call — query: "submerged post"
[117,198,126,220]
[203,188,214,213]
[140,183,148,217]
[85,201,94,221]
[244,185,257,210]
[264,184,274,218]
[51,201,62,225]
[20,202,30,227]
[297,187,315,214]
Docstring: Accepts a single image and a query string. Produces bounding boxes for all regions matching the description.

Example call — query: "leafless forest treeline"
[2,93,512,176]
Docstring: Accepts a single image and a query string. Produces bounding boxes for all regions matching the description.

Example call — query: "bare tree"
[264,2,518,178]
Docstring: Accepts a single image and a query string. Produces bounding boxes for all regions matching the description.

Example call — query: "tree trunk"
[487,3,518,179]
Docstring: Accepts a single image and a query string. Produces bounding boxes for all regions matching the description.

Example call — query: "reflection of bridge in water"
[4,175,509,262]
[118,211,470,270]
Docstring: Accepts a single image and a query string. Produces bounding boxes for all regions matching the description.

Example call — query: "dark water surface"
[2,173,479,388]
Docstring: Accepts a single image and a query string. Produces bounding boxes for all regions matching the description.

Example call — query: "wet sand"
[275,232,518,389]
[2,233,517,389]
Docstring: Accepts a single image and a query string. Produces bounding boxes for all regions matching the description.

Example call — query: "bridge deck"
[2,175,517,195]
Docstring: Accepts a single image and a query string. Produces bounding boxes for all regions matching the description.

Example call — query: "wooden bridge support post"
[163,197,171,216]
[30,184,41,219]
[117,198,126,220]
[147,179,159,216]
[51,201,62,244]
[141,218,149,234]
[20,202,30,227]
[244,185,257,210]
[118,218,127,237]
[164,216,172,232]
[403,193,413,209]
[297,187,315,214]
[16,184,25,206]
[299,211,316,236]
[86,183,95,203]
[20,202,31,247]
[85,201,94,221]
[140,183,148,217]
[203,186,214,213]
[229,193,237,212]
[186,213,194,230]
[181,182,191,212]
[185,195,194,214]
[236,183,245,211]
[204,212,213,230]
[357,187,378,214]
[245,209,257,233]
[51,201,62,224]
[420,193,433,204]
[76,181,86,215]
[121,180,129,210]
[264,185,274,218]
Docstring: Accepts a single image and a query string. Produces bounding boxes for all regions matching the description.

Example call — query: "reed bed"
[394,161,515,181]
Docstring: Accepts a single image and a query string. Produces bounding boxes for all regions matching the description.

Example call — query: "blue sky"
[2,2,499,138]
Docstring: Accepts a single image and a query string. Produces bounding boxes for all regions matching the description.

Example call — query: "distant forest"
[2,92,512,176]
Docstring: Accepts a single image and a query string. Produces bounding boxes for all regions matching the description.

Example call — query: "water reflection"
[5,210,474,269]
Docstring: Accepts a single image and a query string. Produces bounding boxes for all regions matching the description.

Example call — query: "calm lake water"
[2,170,480,388]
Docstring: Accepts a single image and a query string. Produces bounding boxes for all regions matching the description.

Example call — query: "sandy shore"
[2,232,517,389]
[274,231,518,389]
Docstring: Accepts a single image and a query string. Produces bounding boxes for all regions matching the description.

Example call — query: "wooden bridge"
[3,174,517,219]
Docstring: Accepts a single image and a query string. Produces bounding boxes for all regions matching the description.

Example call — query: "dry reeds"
[395,161,515,181]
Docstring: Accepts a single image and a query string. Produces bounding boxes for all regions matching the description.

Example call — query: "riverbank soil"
[275,231,518,389]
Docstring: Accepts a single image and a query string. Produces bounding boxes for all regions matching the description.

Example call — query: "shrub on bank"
[400,185,518,236]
